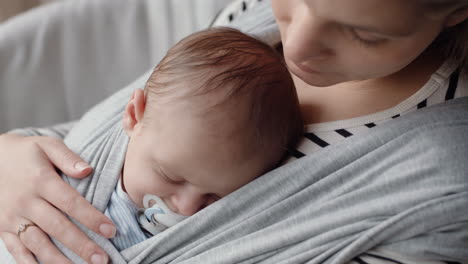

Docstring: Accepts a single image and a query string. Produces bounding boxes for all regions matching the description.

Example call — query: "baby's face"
[122,97,268,216]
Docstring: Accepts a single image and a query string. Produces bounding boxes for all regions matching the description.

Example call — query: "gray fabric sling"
[49,69,468,263]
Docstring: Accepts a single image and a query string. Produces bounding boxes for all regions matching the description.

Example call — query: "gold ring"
[17,223,36,236]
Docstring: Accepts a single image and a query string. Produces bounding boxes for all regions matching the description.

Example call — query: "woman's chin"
[287,61,349,87]
[303,77,341,87]
[290,68,347,87]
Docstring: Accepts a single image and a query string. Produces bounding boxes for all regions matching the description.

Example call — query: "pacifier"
[137,194,187,235]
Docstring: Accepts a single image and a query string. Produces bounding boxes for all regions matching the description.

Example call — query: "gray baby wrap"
[48,70,468,264]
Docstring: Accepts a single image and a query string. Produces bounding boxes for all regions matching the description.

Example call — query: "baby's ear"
[123,89,146,136]
[445,6,468,27]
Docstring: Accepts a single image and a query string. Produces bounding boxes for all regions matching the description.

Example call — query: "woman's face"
[271,0,447,87]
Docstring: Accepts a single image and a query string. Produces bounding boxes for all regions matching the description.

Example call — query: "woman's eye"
[349,28,388,46]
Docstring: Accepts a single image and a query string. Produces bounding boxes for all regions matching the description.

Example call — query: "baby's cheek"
[131,176,171,208]
[124,175,153,208]
[124,182,144,208]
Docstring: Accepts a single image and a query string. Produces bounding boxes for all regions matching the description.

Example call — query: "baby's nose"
[171,191,206,216]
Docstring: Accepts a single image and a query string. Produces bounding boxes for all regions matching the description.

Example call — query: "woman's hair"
[419,0,468,67]
[144,27,304,166]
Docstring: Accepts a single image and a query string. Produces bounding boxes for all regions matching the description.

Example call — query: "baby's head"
[122,28,303,215]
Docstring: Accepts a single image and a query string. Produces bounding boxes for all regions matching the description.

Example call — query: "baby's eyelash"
[161,173,182,184]
[210,194,222,201]
[155,166,183,184]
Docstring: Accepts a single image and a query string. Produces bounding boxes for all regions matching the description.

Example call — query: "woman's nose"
[170,189,206,216]
[283,10,331,63]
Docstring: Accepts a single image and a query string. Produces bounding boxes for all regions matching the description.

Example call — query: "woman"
[1,0,467,263]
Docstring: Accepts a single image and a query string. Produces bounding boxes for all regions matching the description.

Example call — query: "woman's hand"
[0,134,115,264]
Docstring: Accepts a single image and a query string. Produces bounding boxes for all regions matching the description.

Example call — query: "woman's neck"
[295,48,445,124]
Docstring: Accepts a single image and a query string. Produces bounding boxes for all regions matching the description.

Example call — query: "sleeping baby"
[102,27,303,250]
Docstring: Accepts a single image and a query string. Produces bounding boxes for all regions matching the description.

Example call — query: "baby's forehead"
[147,64,261,115]
[154,89,253,132]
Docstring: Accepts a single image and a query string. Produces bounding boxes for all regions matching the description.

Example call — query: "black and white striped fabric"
[291,63,466,159]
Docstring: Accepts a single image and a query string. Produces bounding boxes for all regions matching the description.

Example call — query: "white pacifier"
[137,194,187,236]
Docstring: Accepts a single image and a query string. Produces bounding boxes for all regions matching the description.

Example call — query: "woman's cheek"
[365,33,440,77]
[338,44,412,80]
[371,48,421,78]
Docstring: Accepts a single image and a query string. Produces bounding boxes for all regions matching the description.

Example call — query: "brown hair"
[144,27,303,168]
[419,0,468,66]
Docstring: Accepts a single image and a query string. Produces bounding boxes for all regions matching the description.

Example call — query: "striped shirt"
[288,62,466,160]
[104,178,148,251]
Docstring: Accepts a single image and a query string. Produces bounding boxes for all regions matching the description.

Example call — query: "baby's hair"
[418,0,468,66]
[144,27,303,168]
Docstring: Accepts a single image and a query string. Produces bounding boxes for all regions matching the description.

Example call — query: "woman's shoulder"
[211,0,267,27]
[211,0,281,46]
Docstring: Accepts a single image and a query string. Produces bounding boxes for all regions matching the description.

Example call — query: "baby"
[105,27,303,249]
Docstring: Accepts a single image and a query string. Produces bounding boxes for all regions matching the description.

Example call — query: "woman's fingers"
[36,137,93,179]
[25,200,109,264]
[39,171,116,239]
[0,232,38,264]
[18,226,73,264]
[0,134,110,263]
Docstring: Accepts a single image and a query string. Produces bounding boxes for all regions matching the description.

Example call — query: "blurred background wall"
[0,0,57,22]
[0,0,233,133]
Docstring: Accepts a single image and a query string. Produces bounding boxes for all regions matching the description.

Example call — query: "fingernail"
[91,253,108,264]
[99,223,116,238]
[75,161,91,172]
